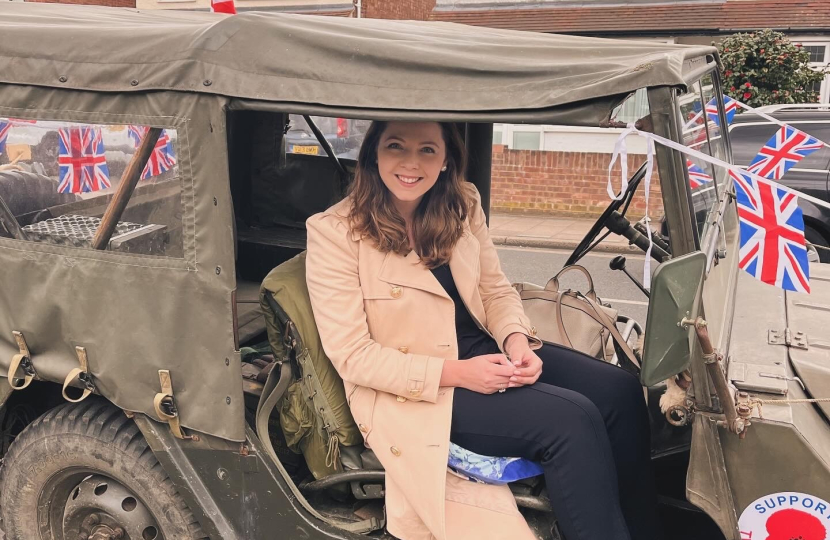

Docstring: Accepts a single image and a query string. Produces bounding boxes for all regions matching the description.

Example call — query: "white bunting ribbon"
[630,127,830,211]
[607,125,830,289]
[606,124,637,200]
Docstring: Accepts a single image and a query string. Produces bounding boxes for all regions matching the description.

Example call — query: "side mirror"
[640,251,706,387]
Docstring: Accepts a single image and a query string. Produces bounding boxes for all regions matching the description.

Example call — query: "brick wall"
[25,0,135,6]
[490,145,664,218]
[361,0,435,20]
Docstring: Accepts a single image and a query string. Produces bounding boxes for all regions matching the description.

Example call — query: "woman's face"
[376,122,447,212]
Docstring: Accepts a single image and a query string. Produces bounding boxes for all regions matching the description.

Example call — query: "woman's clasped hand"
[439,334,543,394]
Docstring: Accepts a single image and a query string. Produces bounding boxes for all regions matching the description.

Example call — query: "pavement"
[489,213,639,253]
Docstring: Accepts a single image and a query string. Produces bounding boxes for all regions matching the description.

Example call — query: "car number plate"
[292,145,319,155]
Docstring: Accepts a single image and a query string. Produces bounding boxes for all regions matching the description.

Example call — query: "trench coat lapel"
[376,225,481,308]
[377,249,449,299]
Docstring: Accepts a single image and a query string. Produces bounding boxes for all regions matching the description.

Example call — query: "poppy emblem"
[739,492,830,540]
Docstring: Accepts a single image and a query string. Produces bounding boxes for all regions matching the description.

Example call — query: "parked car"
[285,115,371,160]
[730,104,830,261]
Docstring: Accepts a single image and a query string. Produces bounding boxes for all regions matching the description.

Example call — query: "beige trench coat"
[305,189,542,540]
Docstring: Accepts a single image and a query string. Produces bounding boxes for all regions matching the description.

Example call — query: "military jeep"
[0,4,828,540]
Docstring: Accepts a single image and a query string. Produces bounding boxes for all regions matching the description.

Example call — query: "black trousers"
[450,343,660,540]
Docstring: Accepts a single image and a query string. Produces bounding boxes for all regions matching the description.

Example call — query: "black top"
[430,264,501,360]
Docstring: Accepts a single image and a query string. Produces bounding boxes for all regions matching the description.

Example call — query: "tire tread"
[0,399,208,540]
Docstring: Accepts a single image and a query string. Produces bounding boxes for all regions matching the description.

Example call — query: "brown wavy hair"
[347,121,473,268]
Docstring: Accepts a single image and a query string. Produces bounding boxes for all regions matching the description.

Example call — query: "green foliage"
[715,29,826,107]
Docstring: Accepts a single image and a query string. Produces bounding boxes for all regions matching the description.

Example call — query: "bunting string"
[732,100,830,151]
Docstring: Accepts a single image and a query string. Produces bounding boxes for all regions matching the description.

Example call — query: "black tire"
[0,399,207,540]
[805,226,830,263]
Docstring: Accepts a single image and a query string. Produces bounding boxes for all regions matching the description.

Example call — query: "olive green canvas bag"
[260,252,362,480]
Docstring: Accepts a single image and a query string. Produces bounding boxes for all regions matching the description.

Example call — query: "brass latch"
[62,346,96,403]
[153,370,192,440]
[8,331,37,390]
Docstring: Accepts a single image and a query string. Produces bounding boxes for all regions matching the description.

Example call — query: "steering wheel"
[566,162,648,266]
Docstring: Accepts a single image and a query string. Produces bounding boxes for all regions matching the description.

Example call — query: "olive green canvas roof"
[0,2,716,122]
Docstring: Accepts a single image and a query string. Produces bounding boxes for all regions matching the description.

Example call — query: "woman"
[305,121,660,540]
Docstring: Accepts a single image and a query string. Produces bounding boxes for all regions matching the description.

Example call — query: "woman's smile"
[395,173,423,186]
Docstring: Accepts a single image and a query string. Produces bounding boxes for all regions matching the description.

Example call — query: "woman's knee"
[532,386,606,444]
[598,365,646,411]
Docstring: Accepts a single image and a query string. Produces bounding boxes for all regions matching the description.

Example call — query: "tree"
[716,29,826,107]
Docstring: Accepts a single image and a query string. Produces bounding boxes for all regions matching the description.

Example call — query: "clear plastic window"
[0,119,183,258]
[285,115,370,160]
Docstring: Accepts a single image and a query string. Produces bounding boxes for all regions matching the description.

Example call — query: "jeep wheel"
[0,399,206,540]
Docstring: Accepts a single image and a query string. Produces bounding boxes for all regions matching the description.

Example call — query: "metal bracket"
[679,314,707,330]
[768,328,808,350]
[153,370,192,440]
[8,331,37,390]
[61,346,96,403]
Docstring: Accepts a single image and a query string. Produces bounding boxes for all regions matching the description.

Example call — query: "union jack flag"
[747,126,824,180]
[705,95,737,126]
[128,126,177,180]
[731,170,810,293]
[687,159,713,189]
[0,120,10,156]
[57,126,111,194]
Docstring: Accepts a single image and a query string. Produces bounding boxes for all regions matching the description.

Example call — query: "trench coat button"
[409,389,420,397]
[358,424,368,433]
[390,286,403,299]
[390,446,402,457]
[398,346,409,354]
[530,326,538,337]
[396,396,407,403]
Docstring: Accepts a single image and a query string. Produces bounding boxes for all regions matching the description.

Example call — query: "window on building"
[796,40,830,103]
[492,128,503,145]
[512,131,541,150]
[805,45,827,63]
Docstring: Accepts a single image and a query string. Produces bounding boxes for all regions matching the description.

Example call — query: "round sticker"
[739,492,830,540]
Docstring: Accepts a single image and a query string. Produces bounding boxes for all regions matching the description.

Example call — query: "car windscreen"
[679,75,726,240]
